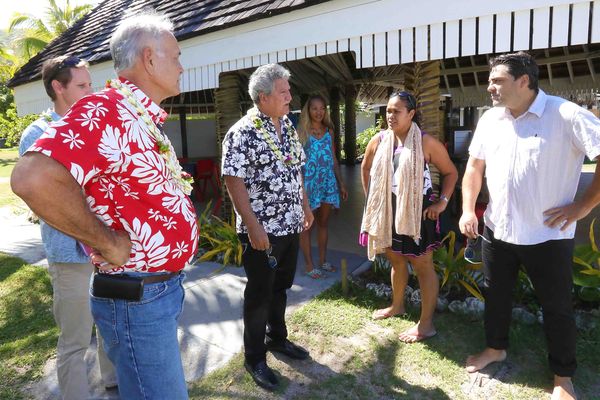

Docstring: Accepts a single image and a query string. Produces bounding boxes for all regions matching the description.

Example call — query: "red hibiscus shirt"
[29,78,198,273]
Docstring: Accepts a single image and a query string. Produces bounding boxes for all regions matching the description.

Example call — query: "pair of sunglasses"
[392,90,417,110]
[47,56,83,82]
[464,234,491,264]
[242,243,278,269]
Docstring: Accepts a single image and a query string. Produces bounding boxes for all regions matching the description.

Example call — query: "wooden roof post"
[329,86,341,161]
[215,72,243,218]
[404,60,442,189]
[343,84,357,165]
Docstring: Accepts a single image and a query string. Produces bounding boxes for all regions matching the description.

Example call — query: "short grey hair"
[110,12,174,73]
[248,64,291,104]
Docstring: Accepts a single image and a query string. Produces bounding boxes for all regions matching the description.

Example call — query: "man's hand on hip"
[543,202,591,231]
[91,230,132,270]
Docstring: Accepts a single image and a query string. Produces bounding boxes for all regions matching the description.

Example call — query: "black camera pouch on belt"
[92,273,144,301]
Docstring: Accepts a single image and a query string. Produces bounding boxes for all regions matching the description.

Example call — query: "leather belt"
[94,269,181,283]
[142,271,181,284]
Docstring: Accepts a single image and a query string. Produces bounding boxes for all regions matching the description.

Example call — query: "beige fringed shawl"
[360,122,424,260]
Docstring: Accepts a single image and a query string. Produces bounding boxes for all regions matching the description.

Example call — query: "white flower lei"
[247,107,302,167]
[41,109,54,123]
[107,79,193,195]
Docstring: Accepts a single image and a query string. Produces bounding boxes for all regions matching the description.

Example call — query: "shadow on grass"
[285,281,598,399]
[0,254,57,399]
[0,158,17,166]
[340,281,600,399]
[189,341,452,400]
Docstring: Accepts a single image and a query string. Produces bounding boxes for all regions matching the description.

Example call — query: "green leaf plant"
[197,202,243,268]
[572,218,600,303]
[433,230,484,301]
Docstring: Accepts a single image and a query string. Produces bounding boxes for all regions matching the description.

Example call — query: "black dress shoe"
[266,339,310,360]
[244,360,279,390]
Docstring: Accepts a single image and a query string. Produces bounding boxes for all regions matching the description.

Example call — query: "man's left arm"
[544,109,600,230]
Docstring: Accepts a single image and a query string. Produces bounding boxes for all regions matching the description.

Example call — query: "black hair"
[389,90,420,125]
[489,51,539,92]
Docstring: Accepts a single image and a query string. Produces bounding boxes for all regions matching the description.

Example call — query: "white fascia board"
[179,0,586,69]
[13,0,589,115]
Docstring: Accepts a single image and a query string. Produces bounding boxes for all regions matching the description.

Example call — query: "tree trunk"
[215,72,243,218]
[344,84,357,165]
[403,61,442,189]
[329,86,341,161]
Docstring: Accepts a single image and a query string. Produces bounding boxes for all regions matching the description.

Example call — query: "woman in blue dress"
[298,95,348,278]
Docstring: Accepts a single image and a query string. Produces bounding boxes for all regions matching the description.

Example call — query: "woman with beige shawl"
[361,91,458,343]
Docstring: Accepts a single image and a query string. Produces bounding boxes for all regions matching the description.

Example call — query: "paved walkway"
[0,207,368,400]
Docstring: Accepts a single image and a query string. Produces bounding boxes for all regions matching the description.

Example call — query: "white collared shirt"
[469,89,600,245]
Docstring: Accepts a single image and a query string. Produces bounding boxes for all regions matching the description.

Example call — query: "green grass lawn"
[0,147,19,178]
[0,147,27,211]
[0,253,57,400]
[189,282,600,400]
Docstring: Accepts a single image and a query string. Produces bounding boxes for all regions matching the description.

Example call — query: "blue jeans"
[90,272,188,399]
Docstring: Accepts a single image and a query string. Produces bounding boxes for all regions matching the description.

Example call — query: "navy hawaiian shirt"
[222,108,306,236]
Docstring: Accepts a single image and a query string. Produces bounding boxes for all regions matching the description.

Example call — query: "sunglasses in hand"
[464,234,491,264]
[242,243,278,269]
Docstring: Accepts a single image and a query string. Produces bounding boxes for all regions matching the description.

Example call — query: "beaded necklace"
[247,107,302,166]
[106,79,193,195]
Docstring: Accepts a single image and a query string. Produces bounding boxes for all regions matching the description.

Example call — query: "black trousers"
[239,233,299,366]
[482,226,576,377]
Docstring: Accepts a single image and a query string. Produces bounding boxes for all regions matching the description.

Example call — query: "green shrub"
[433,231,484,300]
[197,202,242,267]
[0,105,37,147]
[356,117,384,159]
[572,218,600,304]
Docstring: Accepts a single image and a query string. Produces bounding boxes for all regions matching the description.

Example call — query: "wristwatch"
[440,195,449,203]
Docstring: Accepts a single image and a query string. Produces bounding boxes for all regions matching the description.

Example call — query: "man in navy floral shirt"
[222,63,314,391]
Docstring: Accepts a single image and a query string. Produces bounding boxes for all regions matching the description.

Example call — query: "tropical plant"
[572,218,600,303]
[370,254,391,282]
[8,0,93,59]
[355,117,384,159]
[0,105,37,147]
[197,202,243,267]
[433,230,484,300]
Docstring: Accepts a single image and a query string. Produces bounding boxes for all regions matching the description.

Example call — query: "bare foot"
[465,348,507,373]
[551,376,577,400]
[398,322,436,343]
[372,306,405,320]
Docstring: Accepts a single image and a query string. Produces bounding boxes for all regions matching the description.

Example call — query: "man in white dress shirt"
[459,51,600,400]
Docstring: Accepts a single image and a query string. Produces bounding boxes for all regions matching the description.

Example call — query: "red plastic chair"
[194,159,218,202]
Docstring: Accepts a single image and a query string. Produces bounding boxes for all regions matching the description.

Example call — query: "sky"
[0,0,102,31]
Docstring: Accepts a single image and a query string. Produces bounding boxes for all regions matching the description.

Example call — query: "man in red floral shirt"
[11,13,196,399]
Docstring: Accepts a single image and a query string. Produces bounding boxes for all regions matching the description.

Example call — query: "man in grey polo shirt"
[18,56,116,399]
[460,51,600,400]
